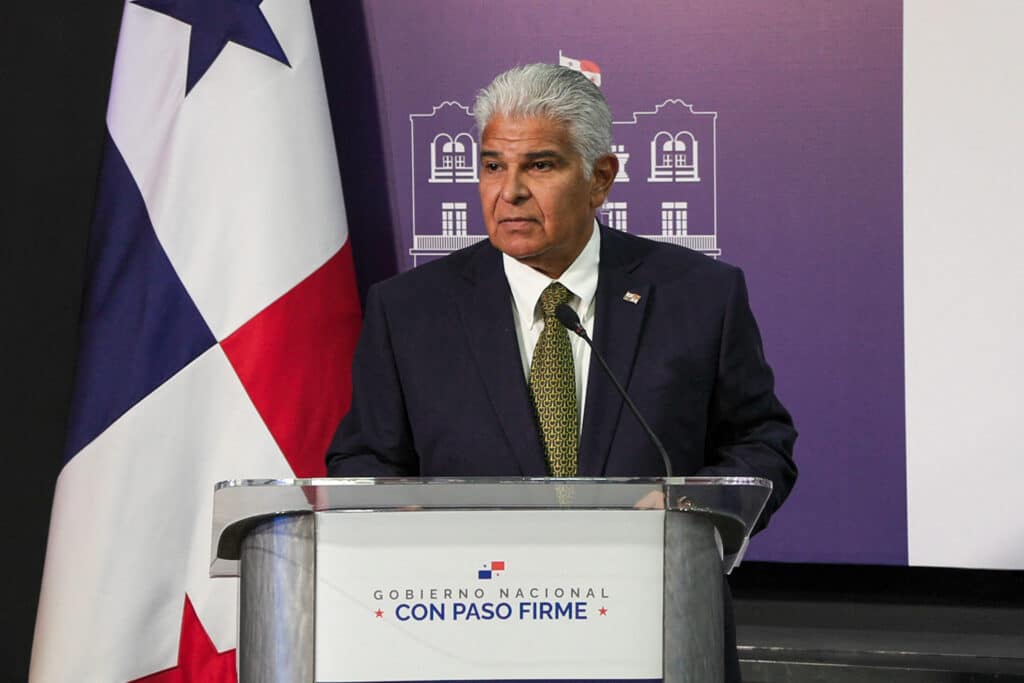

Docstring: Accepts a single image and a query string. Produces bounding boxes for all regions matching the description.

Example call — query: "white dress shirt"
[503,220,600,429]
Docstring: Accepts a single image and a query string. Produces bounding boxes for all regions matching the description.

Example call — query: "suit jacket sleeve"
[696,267,797,533]
[326,284,418,477]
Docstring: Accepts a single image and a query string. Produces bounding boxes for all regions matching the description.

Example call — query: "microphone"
[555,303,674,478]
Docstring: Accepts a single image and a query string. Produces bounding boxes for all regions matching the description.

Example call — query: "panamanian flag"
[30,1,360,680]
[558,50,602,86]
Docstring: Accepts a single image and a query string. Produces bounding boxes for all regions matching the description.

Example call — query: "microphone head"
[554,303,583,335]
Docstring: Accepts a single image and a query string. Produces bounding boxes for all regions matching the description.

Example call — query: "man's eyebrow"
[523,150,564,160]
[479,149,565,160]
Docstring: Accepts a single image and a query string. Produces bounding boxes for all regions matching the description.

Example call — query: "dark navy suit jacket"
[327,225,796,530]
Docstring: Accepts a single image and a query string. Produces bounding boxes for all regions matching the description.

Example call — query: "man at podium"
[327,63,797,682]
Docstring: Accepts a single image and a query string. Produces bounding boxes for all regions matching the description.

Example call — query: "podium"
[211,477,771,683]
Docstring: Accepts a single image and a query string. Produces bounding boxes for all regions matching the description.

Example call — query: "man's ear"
[589,154,620,208]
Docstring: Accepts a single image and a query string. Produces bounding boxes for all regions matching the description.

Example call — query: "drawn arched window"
[430,133,478,183]
[430,133,455,182]
[452,133,478,182]
[648,130,699,182]
[444,140,463,166]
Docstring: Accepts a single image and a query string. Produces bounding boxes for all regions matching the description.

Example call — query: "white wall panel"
[905,0,1024,568]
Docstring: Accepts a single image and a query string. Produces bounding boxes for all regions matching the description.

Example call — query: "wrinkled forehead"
[479,114,578,156]
[479,112,575,141]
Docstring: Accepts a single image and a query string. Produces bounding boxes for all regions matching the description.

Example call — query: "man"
[327,64,797,681]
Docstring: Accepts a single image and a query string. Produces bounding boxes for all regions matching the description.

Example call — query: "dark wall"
[312,0,402,298]
[0,2,124,679]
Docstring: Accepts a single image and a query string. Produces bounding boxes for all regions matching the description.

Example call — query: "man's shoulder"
[600,226,740,285]
[371,238,499,300]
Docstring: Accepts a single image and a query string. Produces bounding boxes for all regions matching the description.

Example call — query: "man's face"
[479,115,617,278]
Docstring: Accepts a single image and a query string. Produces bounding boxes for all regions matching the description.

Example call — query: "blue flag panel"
[63,133,216,460]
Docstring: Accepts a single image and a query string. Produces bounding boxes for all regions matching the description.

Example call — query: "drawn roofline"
[613,99,718,124]
[411,98,718,125]
[409,101,474,121]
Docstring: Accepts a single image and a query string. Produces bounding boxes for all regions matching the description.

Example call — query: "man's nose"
[500,170,530,203]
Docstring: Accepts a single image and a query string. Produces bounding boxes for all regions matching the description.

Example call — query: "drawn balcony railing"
[411,233,718,256]
[412,234,487,252]
[645,233,718,252]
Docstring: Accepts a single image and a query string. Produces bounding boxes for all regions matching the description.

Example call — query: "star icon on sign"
[374,609,384,618]
[132,0,290,94]
[599,606,608,616]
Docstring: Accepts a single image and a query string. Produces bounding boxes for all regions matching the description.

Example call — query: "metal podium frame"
[211,477,772,683]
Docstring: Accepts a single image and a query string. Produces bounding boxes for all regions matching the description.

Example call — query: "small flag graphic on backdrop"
[558,50,602,86]
[29,1,361,681]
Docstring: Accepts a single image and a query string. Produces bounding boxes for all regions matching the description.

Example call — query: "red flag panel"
[222,243,362,477]
[128,596,236,683]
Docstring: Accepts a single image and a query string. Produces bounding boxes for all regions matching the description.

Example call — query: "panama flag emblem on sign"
[29,1,361,681]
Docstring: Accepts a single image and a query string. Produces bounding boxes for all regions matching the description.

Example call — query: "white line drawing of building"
[613,99,720,257]
[611,143,630,182]
[408,98,720,266]
[409,102,487,265]
[599,201,629,231]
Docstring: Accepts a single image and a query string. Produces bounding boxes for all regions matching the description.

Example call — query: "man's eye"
[533,161,553,170]
[484,162,501,172]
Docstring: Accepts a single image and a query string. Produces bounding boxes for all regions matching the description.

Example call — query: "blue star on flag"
[132,0,290,94]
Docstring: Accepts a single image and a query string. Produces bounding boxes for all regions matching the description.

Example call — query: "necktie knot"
[540,282,572,319]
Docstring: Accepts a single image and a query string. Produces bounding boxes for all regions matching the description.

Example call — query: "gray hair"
[473,64,612,179]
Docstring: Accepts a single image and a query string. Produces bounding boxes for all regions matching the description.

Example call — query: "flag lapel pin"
[622,291,641,304]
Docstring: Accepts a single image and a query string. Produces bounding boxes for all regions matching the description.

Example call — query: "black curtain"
[0,2,124,679]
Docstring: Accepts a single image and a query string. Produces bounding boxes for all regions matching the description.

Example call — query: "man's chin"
[499,246,566,278]
[488,235,544,262]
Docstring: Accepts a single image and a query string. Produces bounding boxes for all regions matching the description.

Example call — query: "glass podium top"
[210,477,772,576]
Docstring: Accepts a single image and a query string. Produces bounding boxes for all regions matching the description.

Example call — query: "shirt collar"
[503,219,601,329]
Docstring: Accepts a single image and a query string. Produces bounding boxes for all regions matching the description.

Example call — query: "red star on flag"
[599,606,608,616]
[129,596,236,682]
[374,609,384,618]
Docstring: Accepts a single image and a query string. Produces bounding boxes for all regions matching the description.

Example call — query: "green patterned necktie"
[529,282,579,477]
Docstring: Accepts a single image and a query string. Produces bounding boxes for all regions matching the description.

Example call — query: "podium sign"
[211,477,772,683]
[316,510,664,682]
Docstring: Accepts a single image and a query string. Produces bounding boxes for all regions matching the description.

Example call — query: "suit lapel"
[578,229,649,476]
[455,245,547,476]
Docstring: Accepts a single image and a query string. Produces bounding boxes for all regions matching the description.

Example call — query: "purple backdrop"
[316,0,905,565]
